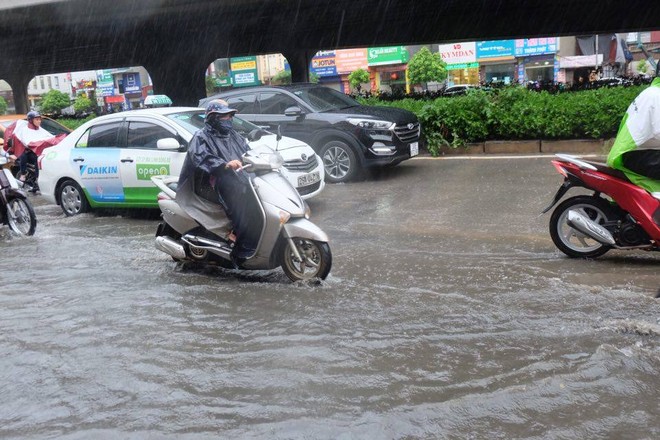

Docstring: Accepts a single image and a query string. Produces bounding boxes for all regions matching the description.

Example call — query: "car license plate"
[298,171,320,187]
[410,141,419,157]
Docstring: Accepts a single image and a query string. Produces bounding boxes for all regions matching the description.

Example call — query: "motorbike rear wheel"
[6,196,37,236]
[281,238,332,281]
[549,196,616,258]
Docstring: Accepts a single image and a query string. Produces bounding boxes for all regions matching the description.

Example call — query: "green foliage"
[0,96,7,115]
[73,94,95,114]
[57,114,97,130]
[309,72,320,84]
[39,89,71,115]
[348,68,370,91]
[637,60,648,74]
[205,76,217,95]
[272,70,292,85]
[362,85,647,156]
[407,46,448,87]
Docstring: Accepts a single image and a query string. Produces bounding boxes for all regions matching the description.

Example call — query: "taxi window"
[76,121,121,148]
[127,121,177,149]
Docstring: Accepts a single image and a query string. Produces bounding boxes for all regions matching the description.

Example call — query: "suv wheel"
[320,140,358,183]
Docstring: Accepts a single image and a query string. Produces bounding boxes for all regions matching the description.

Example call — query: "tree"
[39,89,71,115]
[73,94,95,114]
[0,96,7,115]
[348,68,370,93]
[407,46,448,90]
[272,69,292,85]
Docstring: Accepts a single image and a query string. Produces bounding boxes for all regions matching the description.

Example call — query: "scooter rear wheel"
[549,196,615,258]
[6,196,37,236]
[281,238,332,281]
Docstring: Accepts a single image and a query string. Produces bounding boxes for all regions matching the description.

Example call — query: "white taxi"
[38,107,325,216]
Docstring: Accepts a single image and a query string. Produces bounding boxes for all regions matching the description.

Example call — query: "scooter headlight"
[269,152,284,170]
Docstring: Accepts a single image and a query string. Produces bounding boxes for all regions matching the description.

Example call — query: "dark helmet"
[27,110,41,121]
[205,99,237,117]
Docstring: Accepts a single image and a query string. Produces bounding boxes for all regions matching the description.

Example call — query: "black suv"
[201,84,421,183]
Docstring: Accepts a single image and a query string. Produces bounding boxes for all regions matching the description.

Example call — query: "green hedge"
[359,85,645,156]
[57,115,97,131]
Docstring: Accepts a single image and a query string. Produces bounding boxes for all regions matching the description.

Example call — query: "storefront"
[477,40,517,84]
[559,54,604,84]
[310,50,342,91]
[335,48,369,94]
[514,37,559,83]
[438,42,479,85]
[367,46,410,94]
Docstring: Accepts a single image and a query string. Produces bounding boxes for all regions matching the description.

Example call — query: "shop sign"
[311,51,337,77]
[76,80,95,89]
[477,40,515,59]
[446,62,479,70]
[214,76,232,87]
[123,73,141,93]
[559,54,603,68]
[335,48,368,74]
[96,69,114,97]
[367,46,409,66]
[514,37,558,56]
[230,56,260,87]
[438,42,477,64]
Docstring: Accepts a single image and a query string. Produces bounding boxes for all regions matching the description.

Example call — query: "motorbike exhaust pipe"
[566,210,616,246]
[155,236,187,260]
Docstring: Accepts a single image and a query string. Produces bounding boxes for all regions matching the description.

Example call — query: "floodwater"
[1,156,658,439]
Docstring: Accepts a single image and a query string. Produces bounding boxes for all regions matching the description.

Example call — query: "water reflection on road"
[1,157,658,439]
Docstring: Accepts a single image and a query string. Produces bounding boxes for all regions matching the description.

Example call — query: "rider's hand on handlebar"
[225,160,242,171]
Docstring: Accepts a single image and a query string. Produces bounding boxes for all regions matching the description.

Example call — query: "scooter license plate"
[298,171,320,187]
[410,141,419,157]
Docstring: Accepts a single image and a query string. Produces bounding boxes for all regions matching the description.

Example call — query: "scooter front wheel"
[281,238,332,281]
[6,196,37,236]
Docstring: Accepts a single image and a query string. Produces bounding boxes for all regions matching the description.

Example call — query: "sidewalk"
[431,138,614,156]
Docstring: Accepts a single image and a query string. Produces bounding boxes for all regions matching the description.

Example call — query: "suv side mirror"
[284,106,304,118]
[156,137,181,150]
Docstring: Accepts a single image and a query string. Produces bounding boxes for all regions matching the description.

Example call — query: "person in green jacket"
[606,69,660,195]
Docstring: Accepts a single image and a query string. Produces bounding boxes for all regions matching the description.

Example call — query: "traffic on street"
[1,156,657,438]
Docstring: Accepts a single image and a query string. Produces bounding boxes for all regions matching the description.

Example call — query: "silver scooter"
[151,146,332,282]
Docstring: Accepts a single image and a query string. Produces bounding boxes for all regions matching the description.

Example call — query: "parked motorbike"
[151,146,332,281]
[0,156,37,236]
[542,154,660,258]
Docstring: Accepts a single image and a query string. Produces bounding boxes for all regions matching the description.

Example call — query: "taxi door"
[119,118,186,206]
[71,120,125,203]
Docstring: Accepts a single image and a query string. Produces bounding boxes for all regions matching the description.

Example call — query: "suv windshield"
[292,87,360,112]
[166,110,265,137]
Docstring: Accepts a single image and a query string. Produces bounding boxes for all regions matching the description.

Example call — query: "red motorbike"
[543,154,660,258]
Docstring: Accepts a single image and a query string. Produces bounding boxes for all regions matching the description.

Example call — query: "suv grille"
[393,122,420,143]
[283,154,318,173]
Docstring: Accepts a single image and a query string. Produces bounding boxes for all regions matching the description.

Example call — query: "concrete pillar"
[145,61,207,107]
[282,50,316,83]
[5,74,32,114]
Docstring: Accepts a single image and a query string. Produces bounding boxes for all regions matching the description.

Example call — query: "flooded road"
[1,156,658,439]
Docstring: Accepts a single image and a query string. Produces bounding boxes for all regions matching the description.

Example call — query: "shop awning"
[559,54,603,69]
[105,95,125,104]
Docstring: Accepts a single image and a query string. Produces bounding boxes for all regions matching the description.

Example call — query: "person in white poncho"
[606,70,660,194]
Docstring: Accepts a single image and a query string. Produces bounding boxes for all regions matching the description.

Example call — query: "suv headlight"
[347,118,395,130]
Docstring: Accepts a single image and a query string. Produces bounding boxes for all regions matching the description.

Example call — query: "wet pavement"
[1,156,658,439]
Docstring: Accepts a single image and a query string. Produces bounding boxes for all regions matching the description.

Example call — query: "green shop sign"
[214,76,232,87]
[367,46,409,66]
[230,56,260,87]
[447,62,480,70]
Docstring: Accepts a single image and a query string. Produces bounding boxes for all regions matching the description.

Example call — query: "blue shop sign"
[477,40,515,59]
[123,73,141,93]
[514,37,558,56]
[310,51,337,77]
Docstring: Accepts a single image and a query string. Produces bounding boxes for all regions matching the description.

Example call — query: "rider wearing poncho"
[606,74,660,195]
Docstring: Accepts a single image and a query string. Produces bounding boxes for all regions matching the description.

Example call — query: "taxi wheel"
[59,180,90,216]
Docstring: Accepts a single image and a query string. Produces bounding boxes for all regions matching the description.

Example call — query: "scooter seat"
[583,160,631,182]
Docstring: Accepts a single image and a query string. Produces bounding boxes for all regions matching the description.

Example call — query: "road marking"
[413,154,601,160]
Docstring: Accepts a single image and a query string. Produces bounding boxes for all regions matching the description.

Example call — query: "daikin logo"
[79,165,118,175]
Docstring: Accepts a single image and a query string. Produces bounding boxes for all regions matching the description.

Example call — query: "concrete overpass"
[0,0,658,112]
